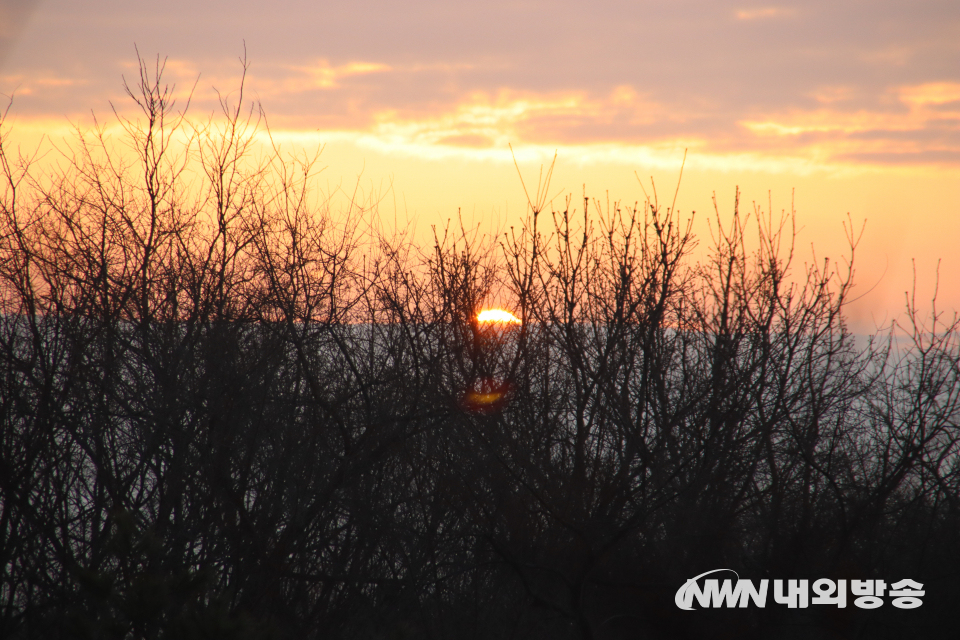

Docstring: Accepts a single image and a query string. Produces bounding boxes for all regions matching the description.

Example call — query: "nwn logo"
[675,570,767,610]
[675,569,923,610]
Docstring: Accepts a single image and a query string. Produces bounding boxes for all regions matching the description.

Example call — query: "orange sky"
[2,0,958,330]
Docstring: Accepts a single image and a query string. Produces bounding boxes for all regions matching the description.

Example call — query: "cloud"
[735,6,797,20]
[0,0,41,69]
[738,81,960,167]
[286,60,391,90]
[900,82,960,106]
[0,0,958,170]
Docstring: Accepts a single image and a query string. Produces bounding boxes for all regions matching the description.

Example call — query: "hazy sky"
[2,0,959,326]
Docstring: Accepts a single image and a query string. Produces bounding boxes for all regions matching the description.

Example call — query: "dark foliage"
[1,58,958,640]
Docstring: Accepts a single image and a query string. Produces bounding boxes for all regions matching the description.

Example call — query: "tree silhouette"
[1,54,958,640]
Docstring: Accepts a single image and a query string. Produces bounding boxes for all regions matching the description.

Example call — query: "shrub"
[1,55,958,640]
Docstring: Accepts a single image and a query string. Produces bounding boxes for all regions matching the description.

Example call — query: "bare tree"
[1,53,958,640]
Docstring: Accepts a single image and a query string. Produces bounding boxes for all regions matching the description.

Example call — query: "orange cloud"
[289,60,391,90]
[899,82,960,107]
[0,73,84,96]
[739,81,960,167]
[6,61,959,178]
[288,86,712,166]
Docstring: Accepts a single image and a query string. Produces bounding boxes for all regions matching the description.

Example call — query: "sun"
[477,309,521,324]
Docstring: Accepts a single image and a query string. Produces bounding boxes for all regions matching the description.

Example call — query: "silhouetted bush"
[1,56,958,640]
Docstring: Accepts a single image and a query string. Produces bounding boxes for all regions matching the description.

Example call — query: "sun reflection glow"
[460,378,512,414]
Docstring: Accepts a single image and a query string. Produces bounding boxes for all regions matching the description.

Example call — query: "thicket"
[1,58,959,640]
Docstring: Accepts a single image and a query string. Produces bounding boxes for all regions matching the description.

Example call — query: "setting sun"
[477,309,521,324]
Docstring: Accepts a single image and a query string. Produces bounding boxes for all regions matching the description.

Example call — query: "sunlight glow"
[477,309,521,324]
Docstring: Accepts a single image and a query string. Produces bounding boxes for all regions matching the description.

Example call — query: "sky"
[1,0,958,329]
